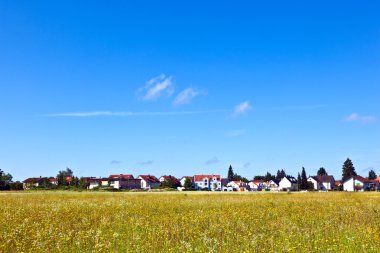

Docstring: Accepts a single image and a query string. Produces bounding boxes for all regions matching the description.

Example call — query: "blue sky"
[1,1,379,181]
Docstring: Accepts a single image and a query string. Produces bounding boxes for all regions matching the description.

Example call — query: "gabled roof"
[109,174,134,180]
[268,179,280,186]
[139,175,160,184]
[194,174,221,181]
[160,175,179,183]
[23,177,47,183]
[283,176,297,183]
[343,175,369,184]
[310,175,335,183]
[180,176,193,181]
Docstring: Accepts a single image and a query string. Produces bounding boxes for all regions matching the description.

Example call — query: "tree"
[253,175,264,180]
[276,169,286,180]
[301,167,308,190]
[264,172,275,182]
[368,170,377,180]
[297,173,301,191]
[57,168,74,186]
[317,167,328,176]
[184,178,193,189]
[0,169,13,190]
[227,165,234,181]
[342,158,357,182]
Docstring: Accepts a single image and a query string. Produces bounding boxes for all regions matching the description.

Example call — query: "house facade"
[343,176,369,192]
[138,175,161,189]
[108,174,141,189]
[159,175,180,187]
[226,181,248,191]
[307,175,335,191]
[279,176,298,191]
[23,177,48,189]
[193,174,222,190]
[179,176,193,187]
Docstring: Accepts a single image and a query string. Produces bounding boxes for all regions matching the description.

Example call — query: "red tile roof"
[109,174,134,180]
[139,175,160,183]
[194,174,221,181]
[23,177,47,183]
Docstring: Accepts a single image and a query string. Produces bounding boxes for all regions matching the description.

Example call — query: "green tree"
[0,169,13,190]
[317,167,328,176]
[276,169,286,180]
[184,178,193,189]
[368,170,377,180]
[342,158,357,182]
[301,167,308,190]
[57,168,74,186]
[297,173,301,191]
[264,172,275,182]
[227,165,234,181]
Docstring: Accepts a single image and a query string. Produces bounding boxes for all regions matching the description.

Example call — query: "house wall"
[307,178,318,190]
[194,177,221,190]
[344,178,364,192]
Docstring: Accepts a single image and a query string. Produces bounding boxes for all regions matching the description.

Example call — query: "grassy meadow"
[1,192,380,252]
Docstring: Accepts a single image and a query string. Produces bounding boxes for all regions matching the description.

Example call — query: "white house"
[248,180,265,191]
[179,176,193,187]
[138,175,161,189]
[226,181,248,191]
[267,179,280,191]
[193,174,222,191]
[343,175,369,192]
[307,175,335,191]
[279,176,298,191]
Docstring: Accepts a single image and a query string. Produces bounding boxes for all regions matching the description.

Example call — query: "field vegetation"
[1,192,380,252]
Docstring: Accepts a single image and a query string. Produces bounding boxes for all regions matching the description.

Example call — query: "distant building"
[179,176,194,187]
[307,175,335,191]
[108,174,141,190]
[138,175,161,189]
[23,177,47,189]
[193,174,222,191]
[343,175,369,192]
[279,176,298,191]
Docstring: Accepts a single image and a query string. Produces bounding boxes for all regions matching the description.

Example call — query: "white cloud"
[138,160,153,166]
[45,110,226,117]
[139,74,174,101]
[345,113,377,124]
[173,87,203,106]
[233,101,252,116]
[205,157,220,165]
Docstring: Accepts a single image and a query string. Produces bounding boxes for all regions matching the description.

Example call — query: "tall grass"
[1,192,380,252]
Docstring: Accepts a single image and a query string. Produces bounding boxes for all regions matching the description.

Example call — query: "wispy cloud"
[173,87,205,106]
[233,101,252,117]
[138,160,153,166]
[258,104,328,111]
[224,129,247,137]
[138,74,174,101]
[345,113,377,124]
[243,162,251,168]
[45,110,226,117]
[205,157,220,165]
[110,160,122,164]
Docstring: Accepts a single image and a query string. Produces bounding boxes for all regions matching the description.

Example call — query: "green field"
[1,192,380,252]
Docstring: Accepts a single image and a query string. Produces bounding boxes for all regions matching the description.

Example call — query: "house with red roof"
[23,177,48,189]
[193,174,222,191]
[343,175,369,191]
[138,175,161,189]
[108,174,141,189]
[179,176,194,187]
[307,175,335,191]
[159,175,180,187]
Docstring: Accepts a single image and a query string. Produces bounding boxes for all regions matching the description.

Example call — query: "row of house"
[23,173,380,192]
